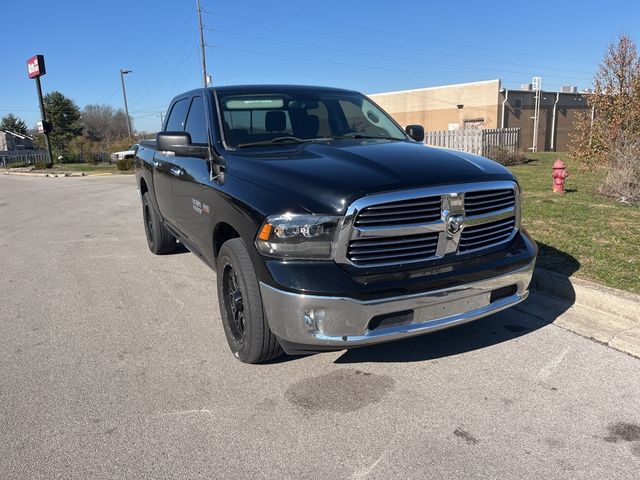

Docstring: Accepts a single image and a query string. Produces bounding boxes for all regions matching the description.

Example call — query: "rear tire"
[142,191,176,254]
[217,238,283,364]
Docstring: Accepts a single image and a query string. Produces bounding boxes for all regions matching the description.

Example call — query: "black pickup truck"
[135,85,537,363]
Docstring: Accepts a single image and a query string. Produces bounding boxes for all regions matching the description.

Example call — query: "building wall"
[500,90,590,152]
[370,80,589,152]
[0,132,12,151]
[0,131,36,151]
[369,79,502,131]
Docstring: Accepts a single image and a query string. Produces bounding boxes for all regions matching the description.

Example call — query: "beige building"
[369,79,502,132]
[369,79,590,152]
[500,87,590,152]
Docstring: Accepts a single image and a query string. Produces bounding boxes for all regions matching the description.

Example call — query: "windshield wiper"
[237,136,333,148]
[332,133,401,141]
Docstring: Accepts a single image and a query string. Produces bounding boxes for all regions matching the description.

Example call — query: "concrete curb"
[530,268,640,322]
[527,268,640,358]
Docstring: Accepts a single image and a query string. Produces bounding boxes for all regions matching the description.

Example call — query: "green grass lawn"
[509,152,640,294]
[48,163,121,173]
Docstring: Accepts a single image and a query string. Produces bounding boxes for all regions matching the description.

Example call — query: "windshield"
[217,91,407,148]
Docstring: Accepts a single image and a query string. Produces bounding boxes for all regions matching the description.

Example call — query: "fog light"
[303,308,325,332]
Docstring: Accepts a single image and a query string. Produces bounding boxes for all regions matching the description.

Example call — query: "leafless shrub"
[602,136,640,202]
[488,146,527,166]
[569,34,640,172]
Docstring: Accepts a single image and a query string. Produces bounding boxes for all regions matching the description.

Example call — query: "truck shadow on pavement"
[166,242,190,255]
[332,242,579,364]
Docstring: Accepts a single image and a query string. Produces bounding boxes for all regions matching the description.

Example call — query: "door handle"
[152,161,160,168]
[170,167,183,177]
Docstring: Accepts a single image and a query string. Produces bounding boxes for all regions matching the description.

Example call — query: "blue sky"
[1,0,637,133]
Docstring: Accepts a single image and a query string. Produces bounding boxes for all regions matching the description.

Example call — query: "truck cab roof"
[175,84,360,99]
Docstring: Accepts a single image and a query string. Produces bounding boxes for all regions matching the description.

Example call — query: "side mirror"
[405,125,425,142]
[156,131,208,158]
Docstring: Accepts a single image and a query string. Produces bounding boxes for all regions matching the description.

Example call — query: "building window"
[513,98,522,110]
[463,118,485,130]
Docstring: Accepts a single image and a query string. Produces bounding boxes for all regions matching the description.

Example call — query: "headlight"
[255,214,342,259]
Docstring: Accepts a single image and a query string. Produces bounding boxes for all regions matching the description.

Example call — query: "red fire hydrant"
[552,159,569,194]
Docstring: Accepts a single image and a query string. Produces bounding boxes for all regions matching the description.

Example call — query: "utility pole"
[196,0,209,87]
[158,112,164,129]
[120,69,133,137]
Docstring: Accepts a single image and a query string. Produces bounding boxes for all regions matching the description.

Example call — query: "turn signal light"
[257,223,272,241]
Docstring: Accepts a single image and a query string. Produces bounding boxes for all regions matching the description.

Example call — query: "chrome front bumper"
[260,261,534,350]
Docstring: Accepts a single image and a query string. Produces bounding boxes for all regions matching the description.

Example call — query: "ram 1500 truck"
[135,85,537,364]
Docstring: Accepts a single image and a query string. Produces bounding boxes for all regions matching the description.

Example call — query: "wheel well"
[213,223,240,258]
[139,177,149,197]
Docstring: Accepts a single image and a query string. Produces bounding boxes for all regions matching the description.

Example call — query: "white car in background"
[111,144,139,162]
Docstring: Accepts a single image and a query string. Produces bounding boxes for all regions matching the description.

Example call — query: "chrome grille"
[459,217,516,252]
[464,189,515,216]
[336,181,519,268]
[354,196,441,227]
[347,232,439,265]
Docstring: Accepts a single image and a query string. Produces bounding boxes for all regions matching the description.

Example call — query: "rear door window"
[184,96,208,144]
[164,98,189,132]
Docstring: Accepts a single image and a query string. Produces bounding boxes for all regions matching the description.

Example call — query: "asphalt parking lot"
[1,174,639,479]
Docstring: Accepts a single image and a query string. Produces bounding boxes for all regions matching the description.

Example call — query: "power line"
[117,5,196,109]
[132,112,165,119]
[169,45,198,95]
[94,2,194,106]
[129,105,169,114]
[202,10,595,76]
[126,16,198,109]
[1,105,170,116]
[207,44,582,88]
[205,26,591,82]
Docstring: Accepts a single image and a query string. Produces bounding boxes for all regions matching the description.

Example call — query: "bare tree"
[593,35,640,141]
[569,34,640,181]
[81,104,130,142]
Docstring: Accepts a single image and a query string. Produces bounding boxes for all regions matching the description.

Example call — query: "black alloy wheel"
[143,203,154,245]
[223,265,245,343]
[141,191,176,254]
[216,238,283,363]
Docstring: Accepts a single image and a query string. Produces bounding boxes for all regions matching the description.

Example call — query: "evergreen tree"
[0,114,28,135]
[43,91,82,159]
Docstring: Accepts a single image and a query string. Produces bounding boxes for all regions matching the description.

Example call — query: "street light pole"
[120,69,132,137]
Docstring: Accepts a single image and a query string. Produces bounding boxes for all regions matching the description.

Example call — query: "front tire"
[216,238,283,363]
[141,191,176,254]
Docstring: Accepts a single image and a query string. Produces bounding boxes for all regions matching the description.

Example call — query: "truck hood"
[226,139,515,214]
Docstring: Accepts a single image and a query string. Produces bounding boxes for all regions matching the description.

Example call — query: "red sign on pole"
[27,55,46,79]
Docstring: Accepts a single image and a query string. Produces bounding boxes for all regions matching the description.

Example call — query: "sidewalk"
[525,269,640,358]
